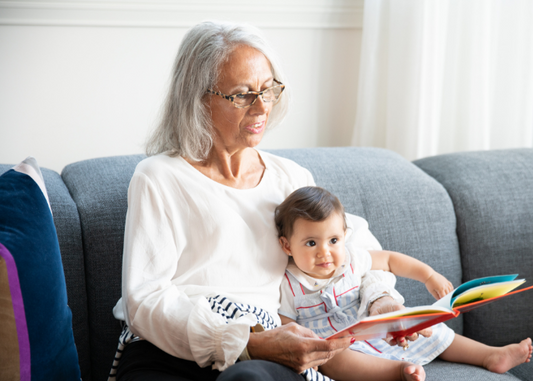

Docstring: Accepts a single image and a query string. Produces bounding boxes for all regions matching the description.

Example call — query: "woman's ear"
[279,237,292,256]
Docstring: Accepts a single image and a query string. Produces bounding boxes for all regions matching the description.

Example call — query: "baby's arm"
[280,315,297,325]
[369,250,453,300]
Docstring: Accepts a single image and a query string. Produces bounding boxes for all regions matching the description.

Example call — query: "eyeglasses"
[206,79,285,109]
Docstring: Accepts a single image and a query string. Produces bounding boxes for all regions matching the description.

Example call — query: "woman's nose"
[249,94,269,114]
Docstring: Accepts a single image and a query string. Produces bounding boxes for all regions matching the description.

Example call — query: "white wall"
[0,1,364,172]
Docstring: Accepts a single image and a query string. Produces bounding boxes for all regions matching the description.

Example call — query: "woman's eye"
[235,93,248,99]
[330,238,338,244]
[306,241,316,247]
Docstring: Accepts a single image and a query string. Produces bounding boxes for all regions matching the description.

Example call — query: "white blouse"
[112,150,395,371]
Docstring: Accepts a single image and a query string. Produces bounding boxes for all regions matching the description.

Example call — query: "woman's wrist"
[239,345,252,361]
[243,323,266,360]
[246,332,262,360]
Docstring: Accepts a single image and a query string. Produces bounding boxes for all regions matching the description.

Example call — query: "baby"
[275,186,532,381]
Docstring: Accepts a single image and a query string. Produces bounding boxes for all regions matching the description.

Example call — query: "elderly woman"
[111,21,409,381]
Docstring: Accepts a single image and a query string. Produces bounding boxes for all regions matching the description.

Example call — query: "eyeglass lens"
[234,86,283,107]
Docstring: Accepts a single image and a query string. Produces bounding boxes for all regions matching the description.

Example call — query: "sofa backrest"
[414,149,533,348]
[61,154,146,381]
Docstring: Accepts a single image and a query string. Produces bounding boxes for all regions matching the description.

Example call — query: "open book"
[326,274,533,341]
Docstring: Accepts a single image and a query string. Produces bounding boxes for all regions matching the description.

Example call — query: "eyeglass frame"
[206,79,285,109]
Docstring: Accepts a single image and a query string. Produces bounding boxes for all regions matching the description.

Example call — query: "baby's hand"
[425,272,453,300]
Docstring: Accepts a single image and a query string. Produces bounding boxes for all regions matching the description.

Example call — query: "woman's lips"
[244,121,265,134]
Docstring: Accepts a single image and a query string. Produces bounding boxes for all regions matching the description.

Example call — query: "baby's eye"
[306,240,316,247]
[330,238,338,244]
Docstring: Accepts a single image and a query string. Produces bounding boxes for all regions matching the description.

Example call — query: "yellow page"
[452,279,525,307]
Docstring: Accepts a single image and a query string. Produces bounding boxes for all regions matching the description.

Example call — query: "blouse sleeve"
[121,172,253,371]
[344,213,405,317]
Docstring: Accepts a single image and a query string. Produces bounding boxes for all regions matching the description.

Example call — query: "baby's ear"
[345,226,352,239]
[279,237,292,256]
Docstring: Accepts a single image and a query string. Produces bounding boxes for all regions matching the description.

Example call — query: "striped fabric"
[108,323,142,381]
[285,269,361,339]
[207,295,277,329]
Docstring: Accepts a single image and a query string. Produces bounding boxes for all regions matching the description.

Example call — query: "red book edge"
[326,310,458,341]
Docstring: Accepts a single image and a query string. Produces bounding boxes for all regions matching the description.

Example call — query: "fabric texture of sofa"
[1,147,532,381]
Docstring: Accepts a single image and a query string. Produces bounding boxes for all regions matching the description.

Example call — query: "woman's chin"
[243,132,266,149]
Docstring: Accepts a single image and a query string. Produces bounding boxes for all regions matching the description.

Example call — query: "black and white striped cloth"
[108,322,141,381]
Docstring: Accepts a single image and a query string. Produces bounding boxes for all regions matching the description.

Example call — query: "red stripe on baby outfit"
[285,273,295,297]
[364,340,382,353]
[336,286,359,299]
[296,302,326,310]
[328,317,338,332]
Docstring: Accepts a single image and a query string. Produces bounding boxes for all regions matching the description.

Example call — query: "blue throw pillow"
[0,157,80,380]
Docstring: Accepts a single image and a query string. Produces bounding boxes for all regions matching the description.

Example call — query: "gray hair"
[146,21,290,160]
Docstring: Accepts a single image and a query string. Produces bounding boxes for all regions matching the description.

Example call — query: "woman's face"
[207,45,274,153]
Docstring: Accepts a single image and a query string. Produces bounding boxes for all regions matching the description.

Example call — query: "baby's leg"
[439,334,532,373]
[320,348,425,381]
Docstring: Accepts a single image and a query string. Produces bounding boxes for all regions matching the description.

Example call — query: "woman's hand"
[424,271,453,300]
[246,322,352,373]
[368,296,432,348]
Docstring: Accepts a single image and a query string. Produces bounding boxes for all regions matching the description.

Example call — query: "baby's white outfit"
[279,249,455,365]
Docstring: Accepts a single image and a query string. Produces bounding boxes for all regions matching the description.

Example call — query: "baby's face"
[282,212,346,279]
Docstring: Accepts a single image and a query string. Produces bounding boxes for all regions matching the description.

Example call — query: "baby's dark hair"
[275,186,347,239]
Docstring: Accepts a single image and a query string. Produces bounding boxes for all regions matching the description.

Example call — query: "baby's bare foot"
[401,362,425,381]
[484,338,532,373]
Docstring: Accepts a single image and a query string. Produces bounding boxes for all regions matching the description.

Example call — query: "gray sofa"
[2,147,532,381]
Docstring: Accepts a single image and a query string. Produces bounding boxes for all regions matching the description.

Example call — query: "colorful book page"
[450,274,518,304]
[451,279,525,307]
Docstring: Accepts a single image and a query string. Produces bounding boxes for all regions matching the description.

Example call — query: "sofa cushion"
[0,157,81,381]
[414,148,533,380]
[425,359,522,380]
[270,147,464,333]
[61,154,146,381]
